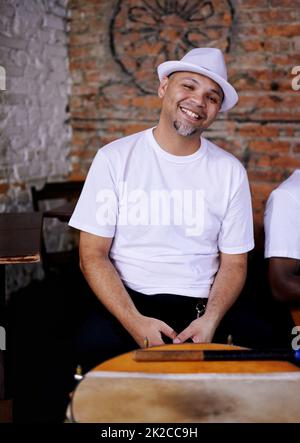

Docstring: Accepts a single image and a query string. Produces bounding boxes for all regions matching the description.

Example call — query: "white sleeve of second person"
[218,169,254,254]
[264,189,300,259]
[69,150,117,238]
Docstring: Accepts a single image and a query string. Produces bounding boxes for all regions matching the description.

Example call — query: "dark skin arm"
[268,257,300,303]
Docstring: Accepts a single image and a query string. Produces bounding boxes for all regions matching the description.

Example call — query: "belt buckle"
[196,299,207,318]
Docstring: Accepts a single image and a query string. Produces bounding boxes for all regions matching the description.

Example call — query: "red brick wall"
[68,0,300,244]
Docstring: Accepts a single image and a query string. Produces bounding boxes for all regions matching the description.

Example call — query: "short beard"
[173,121,197,137]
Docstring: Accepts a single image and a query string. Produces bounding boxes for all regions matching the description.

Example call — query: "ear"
[157,76,169,99]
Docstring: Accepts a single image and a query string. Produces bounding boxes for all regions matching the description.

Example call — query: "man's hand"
[173,316,215,344]
[126,315,177,348]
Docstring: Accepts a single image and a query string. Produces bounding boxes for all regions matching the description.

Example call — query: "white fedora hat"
[157,48,238,112]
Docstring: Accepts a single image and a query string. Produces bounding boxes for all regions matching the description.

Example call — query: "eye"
[183,84,193,90]
[208,96,218,104]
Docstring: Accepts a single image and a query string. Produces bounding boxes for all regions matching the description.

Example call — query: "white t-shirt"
[69,128,254,297]
[264,170,300,259]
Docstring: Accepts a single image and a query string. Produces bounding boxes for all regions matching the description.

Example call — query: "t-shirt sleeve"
[218,168,254,254]
[264,189,300,259]
[68,150,117,238]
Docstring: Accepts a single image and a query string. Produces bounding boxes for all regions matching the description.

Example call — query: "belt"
[196,298,207,318]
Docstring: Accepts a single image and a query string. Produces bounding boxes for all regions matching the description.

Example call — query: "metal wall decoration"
[110,0,233,94]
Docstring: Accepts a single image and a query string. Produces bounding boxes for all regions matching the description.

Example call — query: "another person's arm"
[265,187,300,304]
[173,252,247,343]
[79,231,177,348]
[268,257,300,303]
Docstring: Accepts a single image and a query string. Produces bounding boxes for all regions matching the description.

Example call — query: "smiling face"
[157,71,223,138]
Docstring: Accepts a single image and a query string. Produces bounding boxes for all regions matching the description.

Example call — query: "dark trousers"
[72,286,294,374]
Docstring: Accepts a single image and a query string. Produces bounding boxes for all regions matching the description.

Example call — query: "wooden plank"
[134,349,205,361]
[0,213,43,264]
[133,348,300,362]
[0,254,41,264]
[0,212,43,230]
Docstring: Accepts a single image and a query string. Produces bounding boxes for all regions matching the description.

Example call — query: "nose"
[189,91,206,109]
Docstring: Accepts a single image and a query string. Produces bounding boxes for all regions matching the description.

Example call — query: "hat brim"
[157,61,238,112]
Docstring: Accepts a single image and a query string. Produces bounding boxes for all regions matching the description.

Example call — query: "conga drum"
[70,343,300,423]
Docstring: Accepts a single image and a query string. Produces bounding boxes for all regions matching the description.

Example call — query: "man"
[264,170,300,303]
[69,48,254,370]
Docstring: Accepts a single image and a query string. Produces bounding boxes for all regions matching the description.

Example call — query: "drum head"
[70,371,300,423]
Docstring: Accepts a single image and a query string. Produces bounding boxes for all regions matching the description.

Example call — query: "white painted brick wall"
[0,0,72,294]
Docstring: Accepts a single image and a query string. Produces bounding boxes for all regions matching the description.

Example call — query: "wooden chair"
[31,181,83,277]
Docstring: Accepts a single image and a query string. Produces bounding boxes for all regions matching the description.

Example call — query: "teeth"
[181,107,199,120]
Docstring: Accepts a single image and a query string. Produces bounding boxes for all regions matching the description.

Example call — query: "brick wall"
[0,0,71,212]
[0,0,71,292]
[68,0,300,246]
[1,0,299,290]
